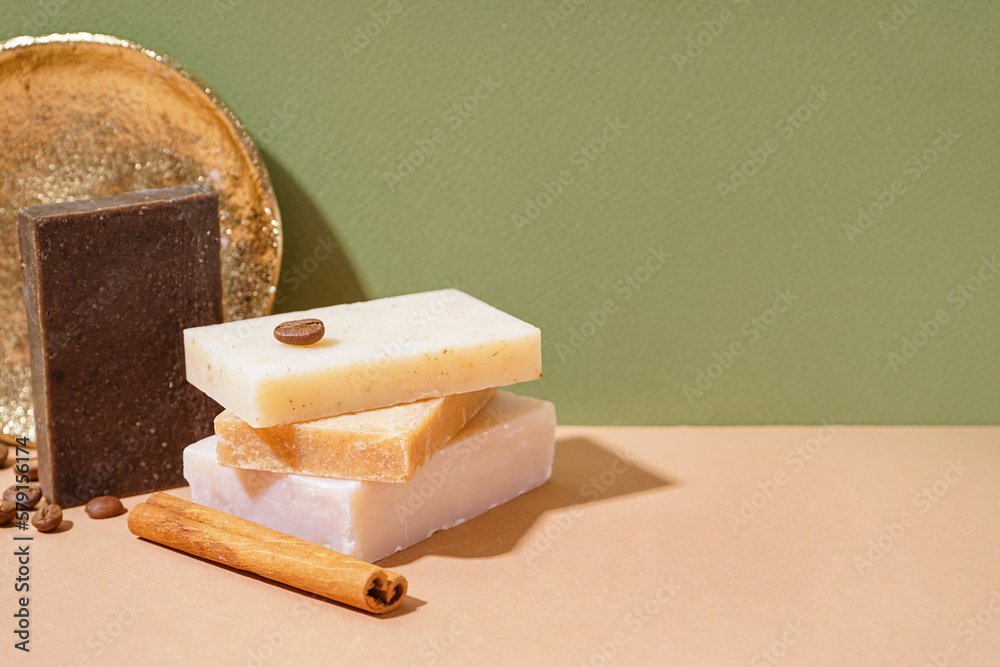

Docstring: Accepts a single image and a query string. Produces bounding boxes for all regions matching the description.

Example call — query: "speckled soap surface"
[184,290,542,428]
[18,185,223,507]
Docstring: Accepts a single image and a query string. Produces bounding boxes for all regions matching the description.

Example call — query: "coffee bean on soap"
[0,500,15,524]
[2,484,42,508]
[273,318,325,345]
[85,495,126,519]
[32,504,62,532]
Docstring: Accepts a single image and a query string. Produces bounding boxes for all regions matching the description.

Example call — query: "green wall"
[3,1,998,424]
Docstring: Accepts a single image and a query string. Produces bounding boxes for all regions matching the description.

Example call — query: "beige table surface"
[1,425,998,666]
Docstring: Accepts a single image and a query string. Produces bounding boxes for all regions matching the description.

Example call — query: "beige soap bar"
[215,388,495,482]
[184,290,542,427]
[185,392,556,562]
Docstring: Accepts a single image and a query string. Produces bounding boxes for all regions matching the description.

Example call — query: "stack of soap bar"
[183,289,542,426]
[214,388,496,482]
[19,185,223,507]
[182,289,551,560]
[185,392,556,562]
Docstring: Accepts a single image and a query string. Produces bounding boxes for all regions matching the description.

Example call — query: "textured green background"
[3,1,998,424]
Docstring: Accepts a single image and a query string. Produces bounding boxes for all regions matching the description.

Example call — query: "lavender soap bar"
[18,185,223,507]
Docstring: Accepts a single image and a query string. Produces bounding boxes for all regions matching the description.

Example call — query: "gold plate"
[0,33,282,444]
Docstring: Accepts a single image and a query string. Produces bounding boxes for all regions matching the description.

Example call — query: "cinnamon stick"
[127,492,407,614]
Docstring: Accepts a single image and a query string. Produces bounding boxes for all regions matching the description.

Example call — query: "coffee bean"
[0,500,15,525]
[2,484,42,508]
[26,464,38,482]
[85,495,126,519]
[0,444,8,467]
[273,318,325,345]
[32,504,62,532]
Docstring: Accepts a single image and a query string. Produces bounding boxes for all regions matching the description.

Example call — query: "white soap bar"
[183,392,556,562]
[184,290,542,427]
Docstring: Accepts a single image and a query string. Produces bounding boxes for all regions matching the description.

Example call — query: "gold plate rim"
[0,32,283,443]
[0,30,285,300]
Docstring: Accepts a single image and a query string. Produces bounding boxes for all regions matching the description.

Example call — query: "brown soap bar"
[18,185,223,508]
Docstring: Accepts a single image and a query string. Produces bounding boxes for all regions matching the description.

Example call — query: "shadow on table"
[379,436,675,567]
